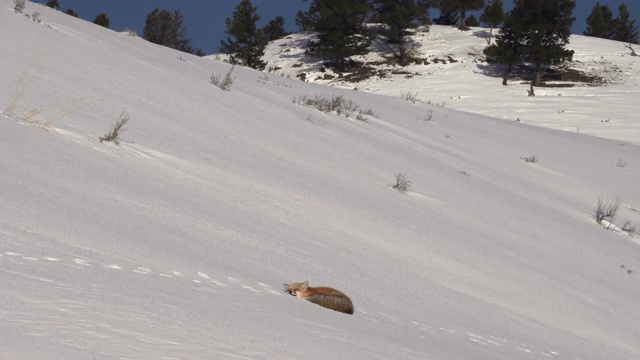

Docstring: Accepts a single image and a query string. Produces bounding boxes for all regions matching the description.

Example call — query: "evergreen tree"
[46,0,59,10]
[432,7,459,26]
[480,0,505,45]
[93,13,110,29]
[220,0,267,70]
[372,0,431,66]
[295,4,317,31]
[263,16,288,41]
[434,0,485,30]
[296,0,371,72]
[466,14,479,27]
[483,10,524,85]
[432,1,457,26]
[143,8,202,55]
[611,4,639,44]
[584,3,614,39]
[516,0,576,86]
[65,9,78,17]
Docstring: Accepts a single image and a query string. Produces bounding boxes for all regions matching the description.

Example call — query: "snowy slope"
[263,25,640,144]
[2,1,640,359]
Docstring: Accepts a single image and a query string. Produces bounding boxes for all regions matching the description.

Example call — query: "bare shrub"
[100,112,130,144]
[401,91,420,103]
[418,109,433,122]
[14,0,26,13]
[123,28,137,37]
[28,12,41,23]
[624,43,637,56]
[210,65,235,91]
[594,197,620,227]
[292,94,377,120]
[4,72,36,117]
[621,221,637,237]
[392,172,412,193]
[616,159,628,168]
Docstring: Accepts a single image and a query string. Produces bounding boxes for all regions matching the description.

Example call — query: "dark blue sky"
[51,1,639,55]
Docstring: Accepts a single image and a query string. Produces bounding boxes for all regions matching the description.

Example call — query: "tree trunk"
[399,42,407,67]
[502,63,512,85]
[459,10,467,30]
[528,82,535,97]
[336,56,344,72]
[534,62,542,86]
[487,27,493,45]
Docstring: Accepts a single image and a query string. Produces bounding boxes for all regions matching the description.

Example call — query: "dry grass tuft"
[100,111,130,144]
[4,72,36,118]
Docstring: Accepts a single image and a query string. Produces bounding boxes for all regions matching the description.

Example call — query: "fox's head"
[283,281,308,297]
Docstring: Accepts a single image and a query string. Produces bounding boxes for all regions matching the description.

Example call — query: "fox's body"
[283,281,354,315]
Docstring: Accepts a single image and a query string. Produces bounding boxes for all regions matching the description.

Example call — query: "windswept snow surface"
[2,2,640,359]
[264,25,640,144]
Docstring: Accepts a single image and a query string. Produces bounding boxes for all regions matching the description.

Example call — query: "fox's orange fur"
[283,281,354,315]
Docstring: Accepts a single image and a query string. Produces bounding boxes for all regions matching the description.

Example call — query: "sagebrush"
[392,172,412,193]
[14,0,26,13]
[594,197,619,227]
[100,112,130,144]
[292,94,377,121]
[211,65,235,91]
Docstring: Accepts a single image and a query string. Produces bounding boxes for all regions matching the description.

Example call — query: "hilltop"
[262,25,640,143]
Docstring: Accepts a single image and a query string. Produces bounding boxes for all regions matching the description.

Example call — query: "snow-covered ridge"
[1,1,640,359]
[263,25,640,143]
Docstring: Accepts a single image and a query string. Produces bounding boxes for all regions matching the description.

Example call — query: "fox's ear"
[301,280,309,289]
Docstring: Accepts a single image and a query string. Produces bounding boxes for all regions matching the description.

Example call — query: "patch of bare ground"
[543,66,611,86]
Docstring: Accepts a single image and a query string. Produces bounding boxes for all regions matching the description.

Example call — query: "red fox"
[283,281,354,315]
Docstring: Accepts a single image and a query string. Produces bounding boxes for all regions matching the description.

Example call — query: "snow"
[265,25,640,144]
[1,1,640,359]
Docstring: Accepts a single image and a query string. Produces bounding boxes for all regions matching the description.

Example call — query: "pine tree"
[295,4,317,31]
[46,0,59,10]
[480,0,505,45]
[432,7,459,26]
[296,0,371,72]
[220,0,267,70]
[263,16,288,41]
[483,10,524,85]
[466,14,479,27]
[65,9,78,17]
[434,0,485,30]
[584,3,614,39]
[372,0,431,66]
[143,8,202,55]
[93,13,110,29]
[611,4,639,44]
[516,0,576,86]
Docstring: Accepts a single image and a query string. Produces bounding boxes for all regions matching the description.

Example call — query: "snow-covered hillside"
[264,25,640,144]
[2,1,640,359]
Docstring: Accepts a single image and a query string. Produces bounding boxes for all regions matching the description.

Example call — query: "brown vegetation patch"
[543,67,610,86]
[341,66,377,82]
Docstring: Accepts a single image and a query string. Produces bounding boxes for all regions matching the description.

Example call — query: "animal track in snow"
[1,250,278,298]
[73,258,91,266]
[2,249,563,358]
